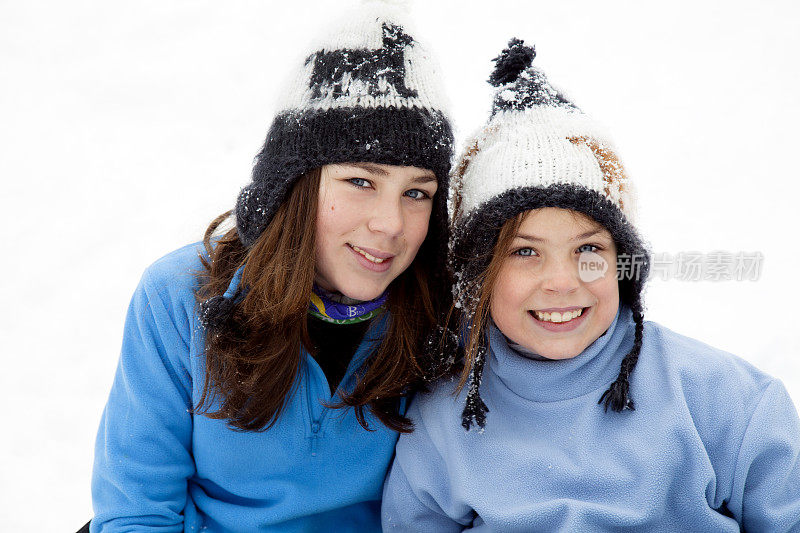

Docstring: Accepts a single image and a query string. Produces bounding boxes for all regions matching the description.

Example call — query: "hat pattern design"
[306,23,418,100]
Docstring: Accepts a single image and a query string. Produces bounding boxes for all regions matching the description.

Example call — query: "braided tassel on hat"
[199,265,246,330]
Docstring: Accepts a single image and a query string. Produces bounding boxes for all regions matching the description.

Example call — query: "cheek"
[315,210,334,253]
[316,188,335,236]
[597,266,619,300]
[404,206,432,249]
[316,192,359,242]
[590,274,620,323]
[315,196,343,269]
[490,266,527,322]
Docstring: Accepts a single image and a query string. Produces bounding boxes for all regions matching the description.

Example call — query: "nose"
[540,256,580,295]
[367,194,404,238]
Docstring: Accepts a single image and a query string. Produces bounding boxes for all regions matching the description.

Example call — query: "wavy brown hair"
[451,213,524,393]
[194,168,441,433]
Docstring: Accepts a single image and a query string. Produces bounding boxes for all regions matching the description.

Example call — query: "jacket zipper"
[302,316,385,457]
[304,356,331,457]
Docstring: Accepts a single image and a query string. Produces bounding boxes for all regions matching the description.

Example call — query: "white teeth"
[351,245,387,264]
[534,308,584,323]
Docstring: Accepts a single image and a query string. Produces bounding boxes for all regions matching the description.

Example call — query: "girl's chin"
[314,274,387,302]
[330,281,388,302]
[538,350,581,360]
[520,339,585,360]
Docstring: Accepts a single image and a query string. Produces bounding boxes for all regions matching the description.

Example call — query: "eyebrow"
[411,174,437,184]
[515,229,605,243]
[344,162,437,184]
[347,162,389,175]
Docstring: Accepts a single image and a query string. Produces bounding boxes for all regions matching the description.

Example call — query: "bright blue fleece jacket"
[382,307,800,532]
[91,243,400,532]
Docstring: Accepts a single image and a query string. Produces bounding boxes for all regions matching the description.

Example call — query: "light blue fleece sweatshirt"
[91,243,400,532]
[382,307,800,532]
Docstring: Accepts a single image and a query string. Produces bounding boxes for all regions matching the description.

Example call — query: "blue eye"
[513,247,536,257]
[577,244,599,253]
[404,189,431,201]
[348,178,371,188]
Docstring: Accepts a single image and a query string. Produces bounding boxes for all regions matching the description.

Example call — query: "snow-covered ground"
[2,0,798,529]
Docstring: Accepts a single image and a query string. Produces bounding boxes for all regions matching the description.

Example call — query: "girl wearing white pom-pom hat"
[85,1,455,531]
[382,39,800,532]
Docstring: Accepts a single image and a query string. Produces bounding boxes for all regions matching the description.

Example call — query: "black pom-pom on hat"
[488,38,536,87]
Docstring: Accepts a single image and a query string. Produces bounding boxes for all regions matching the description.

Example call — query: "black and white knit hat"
[235,0,454,248]
[450,39,650,430]
[199,0,454,335]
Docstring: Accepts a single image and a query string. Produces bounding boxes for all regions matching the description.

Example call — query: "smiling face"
[314,162,437,301]
[489,208,619,360]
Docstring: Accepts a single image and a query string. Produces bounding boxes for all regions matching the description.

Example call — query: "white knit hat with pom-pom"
[452,38,637,226]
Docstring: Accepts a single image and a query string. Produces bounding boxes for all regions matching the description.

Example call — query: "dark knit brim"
[451,184,650,310]
[235,106,454,248]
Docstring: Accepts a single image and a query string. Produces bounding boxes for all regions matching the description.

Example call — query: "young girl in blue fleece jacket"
[382,39,800,532]
[88,2,456,531]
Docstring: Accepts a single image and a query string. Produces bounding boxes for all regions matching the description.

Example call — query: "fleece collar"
[486,306,634,403]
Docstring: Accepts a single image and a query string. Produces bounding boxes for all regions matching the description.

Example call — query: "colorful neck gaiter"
[308,284,388,325]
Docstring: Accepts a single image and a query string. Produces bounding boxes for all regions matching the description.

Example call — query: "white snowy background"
[2,0,799,529]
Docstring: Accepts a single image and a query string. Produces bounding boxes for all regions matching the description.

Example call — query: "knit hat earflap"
[199,264,246,331]
[449,39,649,430]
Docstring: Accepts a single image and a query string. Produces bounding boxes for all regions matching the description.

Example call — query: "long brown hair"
[194,168,440,433]
[453,212,525,394]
